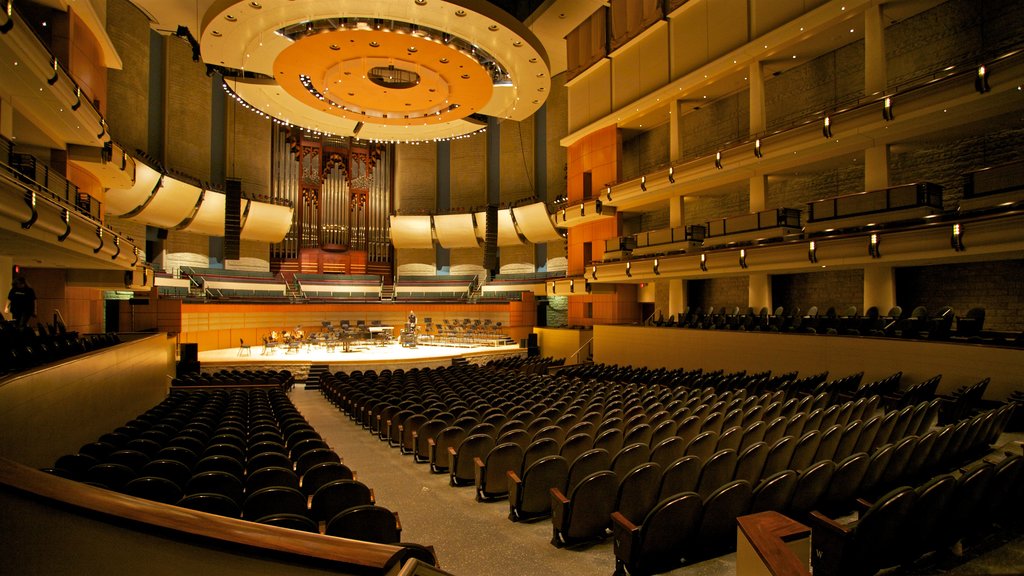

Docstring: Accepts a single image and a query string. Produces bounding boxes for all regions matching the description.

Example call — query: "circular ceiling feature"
[202,0,550,142]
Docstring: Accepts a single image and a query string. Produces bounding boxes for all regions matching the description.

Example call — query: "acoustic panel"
[134,177,202,228]
[497,208,524,246]
[512,202,563,243]
[389,215,435,249]
[105,161,161,216]
[183,190,226,236]
[434,213,481,248]
[239,200,289,242]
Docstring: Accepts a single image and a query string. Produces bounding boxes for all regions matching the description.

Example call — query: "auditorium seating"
[42,388,418,552]
[0,321,121,376]
[317,361,1015,572]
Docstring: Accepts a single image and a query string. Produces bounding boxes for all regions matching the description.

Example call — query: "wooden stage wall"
[594,325,1024,402]
[142,295,535,352]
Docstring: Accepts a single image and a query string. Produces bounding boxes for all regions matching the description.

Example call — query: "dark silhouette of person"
[6,276,36,328]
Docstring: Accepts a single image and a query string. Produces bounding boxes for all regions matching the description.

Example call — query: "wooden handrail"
[0,456,409,572]
[736,511,811,576]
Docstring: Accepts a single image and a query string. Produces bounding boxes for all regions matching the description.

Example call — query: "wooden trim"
[0,456,406,571]
[737,511,811,576]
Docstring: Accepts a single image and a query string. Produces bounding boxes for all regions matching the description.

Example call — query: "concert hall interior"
[1,1,1023,575]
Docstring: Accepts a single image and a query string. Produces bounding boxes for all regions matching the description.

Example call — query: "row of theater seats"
[42,388,420,550]
[0,321,120,376]
[485,355,565,374]
[318,363,1017,575]
[650,305,1022,345]
[172,369,295,389]
[808,454,1023,576]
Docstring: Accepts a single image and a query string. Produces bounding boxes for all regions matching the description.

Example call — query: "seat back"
[695,480,753,557]
[820,452,869,515]
[518,455,569,517]
[614,461,663,525]
[610,443,650,479]
[788,430,821,472]
[733,441,768,485]
[750,470,798,513]
[649,436,686,468]
[789,459,835,518]
[481,442,524,497]
[560,470,619,543]
[310,479,373,522]
[630,492,703,574]
[567,448,612,493]
[658,455,702,501]
[325,504,400,544]
[697,448,738,499]
[762,436,796,478]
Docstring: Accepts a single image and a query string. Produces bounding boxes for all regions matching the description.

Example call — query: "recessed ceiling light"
[513,41,522,47]
[488,25,499,31]
[461,74,470,79]
[330,44,340,51]
[528,58,537,63]
[249,1,262,8]
[455,9,466,17]
[369,41,380,47]
[211,30,222,37]
[439,57,449,63]
[407,46,417,52]
[415,0,427,5]
[225,14,237,22]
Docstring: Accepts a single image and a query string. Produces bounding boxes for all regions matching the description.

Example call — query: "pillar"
[864,145,889,191]
[669,278,687,318]
[749,273,771,312]
[864,5,887,96]
[749,175,767,213]
[669,99,684,162]
[749,61,766,134]
[863,265,895,314]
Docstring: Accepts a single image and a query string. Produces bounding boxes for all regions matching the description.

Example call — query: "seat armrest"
[447,446,457,477]
[807,510,854,537]
[550,487,570,531]
[611,511,640,563]
[473,456,486,489]
[369,488,376,505]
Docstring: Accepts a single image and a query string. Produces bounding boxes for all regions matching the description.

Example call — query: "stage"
[197,341,526,374]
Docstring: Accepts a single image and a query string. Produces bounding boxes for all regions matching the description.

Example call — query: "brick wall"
[687,276,749,313]
[163,37,211,180]
[679,92,748,159]
[104,0,149,156]
[895,260,1024,332]
[499,118,535,203]
[684,190,750,226]
[451,134,487,209]
[621,122,670,181]
[766,165,865,211]
[163,230,211,274]
[394,142,437,212]
[226,100,271,196]
[765,41,864,131]
[771,269,865,316]
[396,248,436,277]
[225,240,269,272]
[545,295,569,327]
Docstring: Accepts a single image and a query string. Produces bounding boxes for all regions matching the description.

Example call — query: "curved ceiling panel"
[240,201,293,242]
[134,178,202,228]
[182,191,228,236]
[512,202,563,243]
[389,215,435,249]
[497,209,524,246]
[434,213,480,248]
[105,161,161,216]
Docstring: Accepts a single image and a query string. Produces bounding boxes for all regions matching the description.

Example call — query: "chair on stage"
[238,338,251,356]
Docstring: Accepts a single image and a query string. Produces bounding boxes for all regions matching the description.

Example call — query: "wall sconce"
[882,97,894,121]
[951,223,965,251]
[699,253,708,272]
[822,116,833,138]
[591,265,597,280]
[739,249,748,269]
[808,240,818,263]
[595,198,603,214]
[975,65,990,94]
[1,1,13,34]
[625,261,632,278]
[48,57,59,85]
[550,281,556,294]
[57,208,71,242]
[868,233,881,258]
[71,86,82,111]
[714,152,723,170]
[580,203,585,217]
[754,139,763,158]
[606,186,612,201]
[640,176,647,191]
[570,279,575,293]
[560,208,566,222]
[97,118,106,139]
[653,258,660,275]
[668,167,675,184]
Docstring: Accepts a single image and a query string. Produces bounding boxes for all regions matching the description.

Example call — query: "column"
[669,278,687,318]
[749,60,766,134]
[749,273,771,312]
[749,174,767,213]
[864,5,887,96]
[669,99,684,162]
[864,145,889,191]
[863,265,895,314]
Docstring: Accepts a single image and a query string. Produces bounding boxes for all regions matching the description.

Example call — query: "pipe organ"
[271,127,392,274]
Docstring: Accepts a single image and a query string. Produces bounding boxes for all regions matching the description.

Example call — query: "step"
[304,363,330,390]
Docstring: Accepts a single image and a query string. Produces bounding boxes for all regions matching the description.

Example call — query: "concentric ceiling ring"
[200,0,551,142]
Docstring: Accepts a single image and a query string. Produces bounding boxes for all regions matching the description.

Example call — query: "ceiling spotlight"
[625,261,632,278]
[808,241,818,263]
[640,176,647,191]
[951,223,965,251]
[714,152,723,170]
[668,167,675,184]
[699,253,708,272]
[975,65,990,93]
[882,97,894,121]
[754,139,763,158]
[822,116,833,138]
[869,233,881,258]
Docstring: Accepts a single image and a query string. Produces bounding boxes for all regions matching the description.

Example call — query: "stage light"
[808,241,818,263]
[882,97,894,121]
[699,253,708,272]
[951,223,965,251]
[739,249,748,269]
[754,139,763,158]
[869,233,881,258]
[823,116,832,138]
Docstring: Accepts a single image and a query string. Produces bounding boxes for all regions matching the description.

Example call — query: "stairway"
[305,363,330,390]
[286,280,304,302]
[380,283,395,301]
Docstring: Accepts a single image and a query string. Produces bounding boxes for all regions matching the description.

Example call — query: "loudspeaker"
[180,343,198,364]
[156,228,169,240]
[482,204,498,275]
[224,178,242,260]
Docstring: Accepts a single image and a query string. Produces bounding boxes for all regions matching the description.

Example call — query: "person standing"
[5,276,36,328]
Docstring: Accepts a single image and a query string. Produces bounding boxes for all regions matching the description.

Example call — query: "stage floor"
[198,341,525,373]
